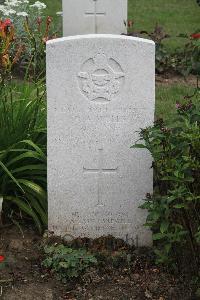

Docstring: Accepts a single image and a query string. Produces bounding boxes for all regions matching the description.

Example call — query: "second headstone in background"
[62,0,127,36]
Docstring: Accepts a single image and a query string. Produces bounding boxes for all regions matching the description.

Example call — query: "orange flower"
[12,44,25,66]
[46,16,52,26]
[1,54,10,68]
[43,16,53,44]
[128,20,134,28]
[37,17,42,32]
[37,17,42,25]
[0,18,15,70]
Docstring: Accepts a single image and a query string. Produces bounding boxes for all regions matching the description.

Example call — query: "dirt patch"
[156,74,197,87]
[0,226,197,300]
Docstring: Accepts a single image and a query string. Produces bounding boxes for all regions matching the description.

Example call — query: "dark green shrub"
[126,24,172,74]
[42,244,97,282]
[173,32,200,77]
[132,88,200,272]
[126,23,200,76]
[0,81,47,232]
[142,24,172,74]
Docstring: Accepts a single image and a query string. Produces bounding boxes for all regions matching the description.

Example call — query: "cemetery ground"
[0,225,197,300]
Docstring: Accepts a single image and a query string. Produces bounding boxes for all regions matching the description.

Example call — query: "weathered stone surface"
[62,0,127,36]
[47,35,155,246]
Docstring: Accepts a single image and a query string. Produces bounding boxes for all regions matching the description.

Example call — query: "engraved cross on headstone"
[85,0,106,33]
[83,149,118,206]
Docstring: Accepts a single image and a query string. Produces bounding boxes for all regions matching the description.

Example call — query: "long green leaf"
[20,140,46,161]
[7,151,45,167]
[28,194,48,225]
[11,164,46,174]
[18,179,47,210]
[5,196,42,233]
[0,161,24,193]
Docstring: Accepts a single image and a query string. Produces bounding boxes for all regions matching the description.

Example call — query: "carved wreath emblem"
[78,53,125,103]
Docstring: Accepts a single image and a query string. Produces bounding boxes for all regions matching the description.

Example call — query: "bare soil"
[156,74,197,87]
[0,226,198,300]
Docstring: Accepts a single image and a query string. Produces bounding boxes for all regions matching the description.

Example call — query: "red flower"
[191,33,200,39]
[3,19,11,27]
[0,18,13,39]
[0,18,12,31]
[0,255,5,263]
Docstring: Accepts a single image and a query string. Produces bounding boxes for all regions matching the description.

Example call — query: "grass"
[156,84,196,123]
[42,0,200,50]
[42,0,61,17]
[128,0,200,50]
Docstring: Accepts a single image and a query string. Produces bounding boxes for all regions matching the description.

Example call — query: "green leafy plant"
[132,85,200,272]
[141,24,172,74]
[1,139,47,232]
[126,22,200,76]
[125,23,172,74]
[0,14,47,231]
[0,9,58,80]
[20,15,57,81]
[173,32,200,77]
[0,79,47,232]
[42,244,97,282]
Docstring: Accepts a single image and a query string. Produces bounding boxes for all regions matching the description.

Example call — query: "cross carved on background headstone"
[62,0,127,36]
[85,0,106,33]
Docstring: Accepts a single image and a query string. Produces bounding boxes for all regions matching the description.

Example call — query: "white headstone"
[47,35,155,246]
[62,0,127,36]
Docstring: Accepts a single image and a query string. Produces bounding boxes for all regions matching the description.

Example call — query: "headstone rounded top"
[47,34,155,46]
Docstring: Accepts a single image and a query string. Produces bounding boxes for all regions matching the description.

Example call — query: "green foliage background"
[41,0,200,50]
[0,81,47,232]
[133,94,200,271]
